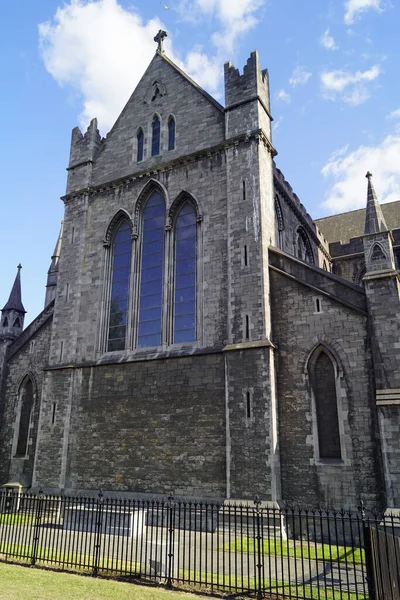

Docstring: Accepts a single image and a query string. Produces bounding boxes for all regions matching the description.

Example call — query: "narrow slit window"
[168,117,175,151]
[59,341,64,361]
[137,129,144,162]
[246,391,251,419]
[138,192,165,348]
[174,202,197,343]
[151,116,160,156]
[107,221,132,352]
[244,245,248,267]
[245,314,250,340]
[51,402,57,425]
[71,227,75,244]
[315,298,321,313]
[242,181,246,201]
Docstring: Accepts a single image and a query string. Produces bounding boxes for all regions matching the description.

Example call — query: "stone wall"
[0,315,52,487]
[33,353,227,496]
[270,256,383,509]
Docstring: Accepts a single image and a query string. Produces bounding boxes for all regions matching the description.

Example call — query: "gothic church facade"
[1,40,400,509]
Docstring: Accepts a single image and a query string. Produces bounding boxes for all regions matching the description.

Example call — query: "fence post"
[166,493,175,589]
[358,500,376,600]
[92,490,104,577]
[254,496,264,600]
[31,488,44,566]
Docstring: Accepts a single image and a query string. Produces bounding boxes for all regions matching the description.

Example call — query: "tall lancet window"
[138,192,165,347]
[151,116,160,156]
[168,116,175,150]
[137,128,144,162]
[16,378,34,456]
[174,202,197,343]
[107,221,132,351]
[309,348,341,460]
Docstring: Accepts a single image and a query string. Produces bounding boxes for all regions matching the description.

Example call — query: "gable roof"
[315,200,400,244]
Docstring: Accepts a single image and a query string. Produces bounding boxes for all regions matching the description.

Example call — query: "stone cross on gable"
[154,30,168,53]
[366,171,373,180]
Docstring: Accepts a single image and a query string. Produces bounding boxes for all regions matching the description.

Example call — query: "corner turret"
[45,221,64,307]
[224,50,273,140]
[66,118,102,194]
[363,173,396,274]
[1,265,25,338]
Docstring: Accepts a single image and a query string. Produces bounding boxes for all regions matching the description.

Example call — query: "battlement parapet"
[224,51,270,113]
[69,118,102,169]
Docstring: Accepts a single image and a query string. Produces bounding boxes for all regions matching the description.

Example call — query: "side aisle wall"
[269,262,384,509]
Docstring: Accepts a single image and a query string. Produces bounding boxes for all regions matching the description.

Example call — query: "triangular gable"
[92,52,225,186]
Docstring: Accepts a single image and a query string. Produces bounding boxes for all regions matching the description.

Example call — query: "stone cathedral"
[1,36,400,510]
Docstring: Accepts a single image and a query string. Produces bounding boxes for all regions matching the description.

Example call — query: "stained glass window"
[137,192,165,347]
[174,202,196,343]
[137,129,144,162]
[151,116,160,156]
[168,117,175,150]
[107,221,131,352]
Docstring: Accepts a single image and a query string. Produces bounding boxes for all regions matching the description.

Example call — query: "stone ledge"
[376,389,400,405]
[222,339,274,352]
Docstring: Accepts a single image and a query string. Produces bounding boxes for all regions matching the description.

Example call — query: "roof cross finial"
[366,171,373,180]
[17,264,22,270]
[154,29,167,54]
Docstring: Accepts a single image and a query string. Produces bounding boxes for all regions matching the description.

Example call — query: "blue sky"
[1,0,399,325]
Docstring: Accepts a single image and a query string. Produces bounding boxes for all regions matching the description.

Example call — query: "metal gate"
[369,525,400,600]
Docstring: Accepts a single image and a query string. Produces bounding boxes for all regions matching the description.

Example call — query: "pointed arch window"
[371,243,386,261]
[16,378,34,457]
[296,226,314,265]
[168,116,175,151]
[107,221,132,352]
[13,318,20,328]
[151,116,161,156]
[309,348,341,460]
[2,317,8,327]
[137,128,144,162]
[137,192,165,347]
[174,202,197,343]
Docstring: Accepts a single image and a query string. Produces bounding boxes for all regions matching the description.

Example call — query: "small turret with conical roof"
[362,172,400,392]
[45,221,63,307]
[363,172,396,274]
[1,264,26,342]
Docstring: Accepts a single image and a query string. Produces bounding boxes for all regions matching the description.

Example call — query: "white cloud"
[181,0,264,52]
[387,108,400,120]
[320,64,380,105]
[289,66,312,87]
[344,0,384,25]
[320,28,338,51]
[39,0,226,132]
[273,115,284,131]
[276,89,291,103]
[321,134,400,212]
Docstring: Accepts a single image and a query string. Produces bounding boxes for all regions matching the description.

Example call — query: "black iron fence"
[0,489,399,599]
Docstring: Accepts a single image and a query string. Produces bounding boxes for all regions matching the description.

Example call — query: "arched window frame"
[101,210,134,353]
[168,115,176,151]
[307,344,348,465]
[151,114,161,157]
[370,242,386,261]
[296,226,314,265]
[167,192,203,346]
[13,375,36,459]
[274,196,284,249]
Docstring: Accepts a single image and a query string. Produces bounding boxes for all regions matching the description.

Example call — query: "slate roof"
[315,200,400,244]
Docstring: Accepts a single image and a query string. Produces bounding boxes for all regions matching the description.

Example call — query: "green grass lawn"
[0,513,35,525]
[0,563,209,600]
[223,538,364,565]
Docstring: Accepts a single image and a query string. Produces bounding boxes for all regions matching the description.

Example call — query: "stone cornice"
[61,130,277,204]
[274,176,331,261]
